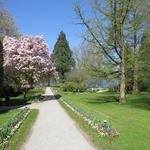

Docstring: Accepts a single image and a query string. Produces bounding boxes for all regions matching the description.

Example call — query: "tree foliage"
[75,0,133,103]
[75,0,150,102]
[0,39,3,86]
[52,31,75,81]
[138,27,150,91]
[0,2,19,37]
[0,2,20,99]
[3,36,56,96]
[72,43,115,81]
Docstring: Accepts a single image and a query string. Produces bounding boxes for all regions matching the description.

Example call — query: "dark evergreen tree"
[139,27,150,91]
[0,39,3,87]
[52,31,75,80]
[0,3,20,101]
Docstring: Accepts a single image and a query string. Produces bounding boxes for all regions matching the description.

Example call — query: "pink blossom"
[3,35,57,87]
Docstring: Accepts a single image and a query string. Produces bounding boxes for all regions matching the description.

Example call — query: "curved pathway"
[22,87,95,150]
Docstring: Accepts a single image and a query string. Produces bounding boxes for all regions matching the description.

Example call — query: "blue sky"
[3,0,88,52]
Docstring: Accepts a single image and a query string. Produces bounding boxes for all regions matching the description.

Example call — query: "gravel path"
[22,87,95,150]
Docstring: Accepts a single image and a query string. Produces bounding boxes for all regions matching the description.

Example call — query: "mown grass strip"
[59,100,103,150]
[0,109,38,150]
[0,108,30,147]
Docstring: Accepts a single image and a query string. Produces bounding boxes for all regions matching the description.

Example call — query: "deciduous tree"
[75,0,132,103]
[3,36,56,97]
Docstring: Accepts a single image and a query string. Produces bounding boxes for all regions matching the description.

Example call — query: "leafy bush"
[139,80,150,92]
[61,82,87,92]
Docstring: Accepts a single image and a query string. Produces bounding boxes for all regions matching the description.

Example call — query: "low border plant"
[61,98,120,137]
[61,82,87,93]
[0,108,30,148]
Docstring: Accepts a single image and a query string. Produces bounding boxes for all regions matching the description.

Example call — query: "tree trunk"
[119,47,126,103]
[48,79,50,87]
[132,64,139,94]
[23,92,27,98]
[5,96,10,105]
[28,76,34,89]
[24,92,27,98]
[23,89,28,98]
[132,32,139,94]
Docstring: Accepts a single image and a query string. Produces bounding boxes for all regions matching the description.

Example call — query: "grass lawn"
[53,87,150,150]
[7,109,38,150]
[26,87,45,97]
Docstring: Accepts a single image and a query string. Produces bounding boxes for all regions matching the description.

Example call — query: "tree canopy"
[52,31,75,80]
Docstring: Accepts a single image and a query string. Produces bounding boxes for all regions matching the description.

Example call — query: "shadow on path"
[42,95,61,101]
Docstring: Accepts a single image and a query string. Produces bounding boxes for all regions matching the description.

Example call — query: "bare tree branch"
[75,5,119,65]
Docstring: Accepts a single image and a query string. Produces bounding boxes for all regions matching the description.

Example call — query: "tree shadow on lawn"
[0,94,43,112]
[84,94,119,104]
[0,109,9,115]
[84,93,150,110]
[126,93,150,110]
[0,97,31,113]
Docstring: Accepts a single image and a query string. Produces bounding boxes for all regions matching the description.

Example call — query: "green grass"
[60,100,102,150]
[26,87,45,97]
[0,87,42,150]
[0,109,22,127]
[53,87,150,150]
[0,109,39,150]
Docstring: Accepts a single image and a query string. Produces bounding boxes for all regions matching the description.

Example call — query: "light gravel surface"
[21,87,95,150]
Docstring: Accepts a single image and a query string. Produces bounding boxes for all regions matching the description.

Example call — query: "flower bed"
[0,108,30,148]
[61,98,120,137]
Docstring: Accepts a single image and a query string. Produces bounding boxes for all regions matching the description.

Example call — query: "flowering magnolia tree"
[3,36,57,97]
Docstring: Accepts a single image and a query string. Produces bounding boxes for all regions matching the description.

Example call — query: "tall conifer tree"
[52,31,75,80]
[0,40,3,86]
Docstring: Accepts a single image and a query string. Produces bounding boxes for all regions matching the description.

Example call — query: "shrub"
[61,82,87,92]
